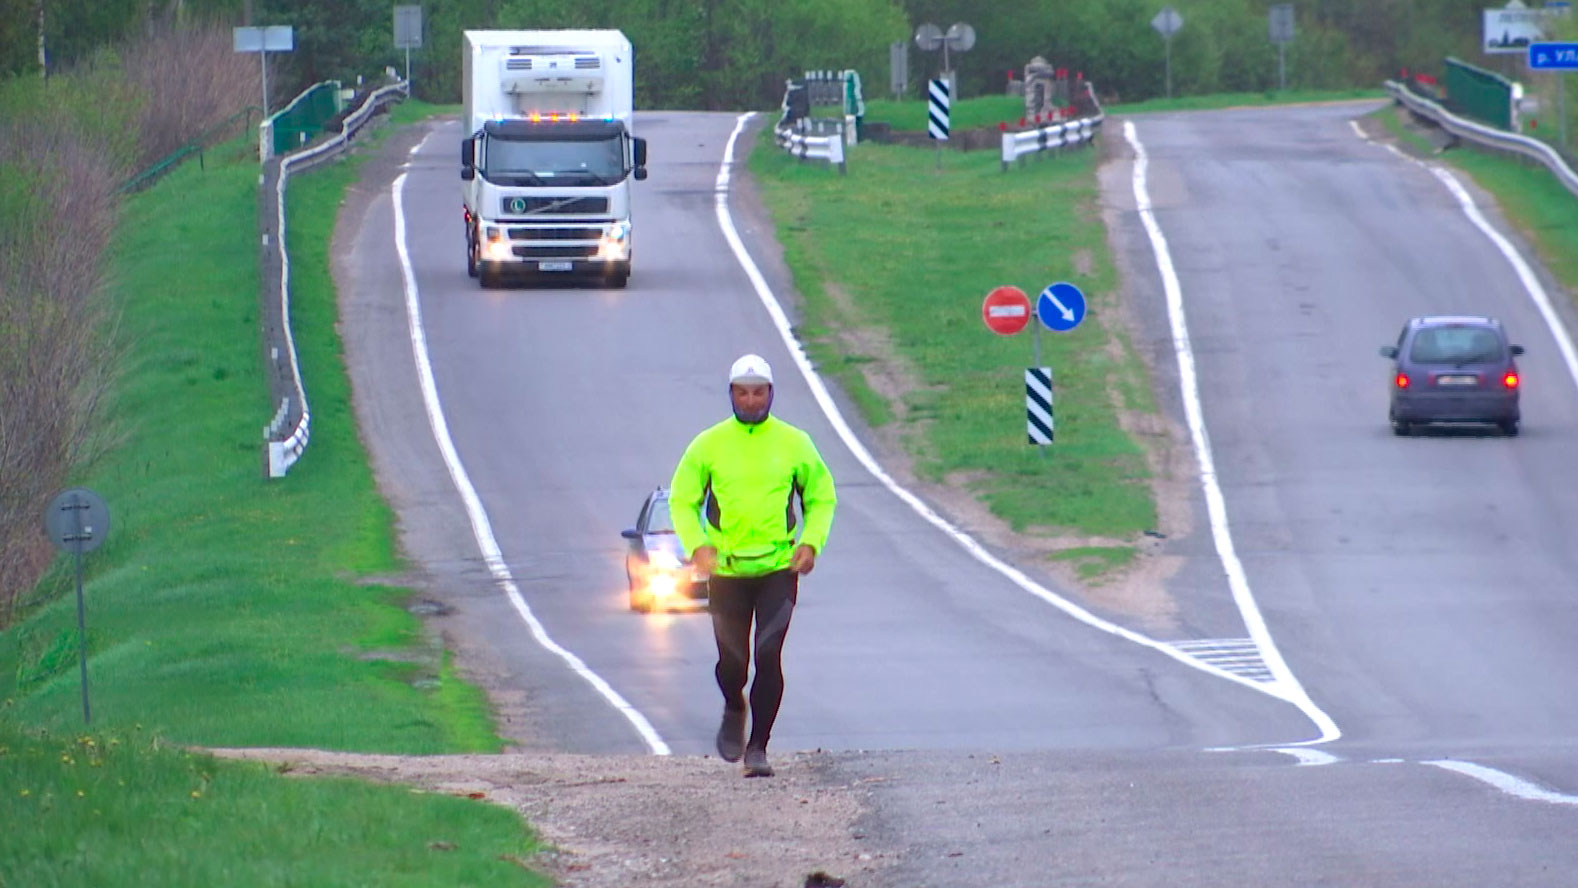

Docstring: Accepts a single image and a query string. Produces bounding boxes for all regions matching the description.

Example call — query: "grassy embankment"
[0,98,549,886]
[749,90,1576,582]
[751,96,1157,579]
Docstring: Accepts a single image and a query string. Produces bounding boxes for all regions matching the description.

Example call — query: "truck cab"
[461,31,646,289]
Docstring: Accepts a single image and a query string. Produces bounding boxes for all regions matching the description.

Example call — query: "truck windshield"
[484,137,625,186]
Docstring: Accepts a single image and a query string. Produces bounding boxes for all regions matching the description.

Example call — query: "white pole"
[261,48,269,117]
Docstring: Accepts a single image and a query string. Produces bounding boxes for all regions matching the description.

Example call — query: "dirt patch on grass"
[206,746,885,888]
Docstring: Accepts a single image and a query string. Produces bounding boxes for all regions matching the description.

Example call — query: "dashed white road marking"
[1426,760,1578,806]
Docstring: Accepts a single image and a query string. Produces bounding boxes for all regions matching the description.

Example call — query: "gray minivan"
[1380,315,1525,436]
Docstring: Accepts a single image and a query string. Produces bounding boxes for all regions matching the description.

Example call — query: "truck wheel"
[466,234,479,278]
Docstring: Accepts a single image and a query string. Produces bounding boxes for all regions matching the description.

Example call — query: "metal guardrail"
[773,121,847,173]
[262,80,407,478]
[1386,80,1578,200]
[1001,81,1105,171]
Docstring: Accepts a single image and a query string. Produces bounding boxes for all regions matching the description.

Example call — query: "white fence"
[1001,82,1105,171]
[774,121,847,173]
[1385,80,1578,200]
[263,80,408,478]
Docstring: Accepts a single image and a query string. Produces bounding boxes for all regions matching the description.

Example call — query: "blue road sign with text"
[1530,43,1578,69]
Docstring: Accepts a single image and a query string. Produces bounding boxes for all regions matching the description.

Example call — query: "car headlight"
[483,239,512,260]
[648,572,679,600]
[605,221,631,242]
[648,550,681,570]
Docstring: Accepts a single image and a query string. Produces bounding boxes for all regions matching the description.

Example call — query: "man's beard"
[732,389,773,424]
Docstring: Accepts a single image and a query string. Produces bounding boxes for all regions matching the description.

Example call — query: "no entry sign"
[982,286,1032,335]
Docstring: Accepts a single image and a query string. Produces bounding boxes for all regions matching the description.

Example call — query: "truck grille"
[512,245,601,259]
[500,196,609,215]
[506,226,604,241]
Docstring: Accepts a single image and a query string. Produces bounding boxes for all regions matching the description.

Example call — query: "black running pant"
[708,568,798,750]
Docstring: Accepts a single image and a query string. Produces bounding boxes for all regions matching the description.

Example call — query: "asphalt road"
[336,104,1578,885]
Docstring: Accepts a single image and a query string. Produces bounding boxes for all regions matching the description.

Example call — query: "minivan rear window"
[1409,326,1504,363]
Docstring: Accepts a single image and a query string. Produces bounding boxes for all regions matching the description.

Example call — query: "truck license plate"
[538,261,573,272]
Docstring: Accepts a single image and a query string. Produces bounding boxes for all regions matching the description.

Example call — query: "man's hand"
[790,544,817,575]
[691,545,719,576]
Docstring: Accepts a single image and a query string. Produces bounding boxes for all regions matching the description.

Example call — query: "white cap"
[728,353,773,386]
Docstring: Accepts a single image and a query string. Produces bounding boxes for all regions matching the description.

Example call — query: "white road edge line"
[1349,119,1578,396]
[1121,119,1340,744]
[392,143,670,756]
[716,113,1336,740]
[1425,760,1578,806]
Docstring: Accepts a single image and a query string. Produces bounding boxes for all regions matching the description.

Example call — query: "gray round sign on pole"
[1151,5,1183,37]
[43,486,110,725]
[45,487,111,553]
[915,23,944,51]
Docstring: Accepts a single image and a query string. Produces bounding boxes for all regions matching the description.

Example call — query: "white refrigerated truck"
[461,29,647,288]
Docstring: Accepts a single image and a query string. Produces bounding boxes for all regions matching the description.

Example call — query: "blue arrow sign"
[1530,42,1578,69]
[1037,281,1087,332]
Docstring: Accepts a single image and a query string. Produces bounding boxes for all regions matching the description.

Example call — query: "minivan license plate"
[1437,374,1477,386]
[538,261,573,272]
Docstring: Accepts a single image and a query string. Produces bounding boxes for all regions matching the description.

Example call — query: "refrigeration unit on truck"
[461,29,647,288]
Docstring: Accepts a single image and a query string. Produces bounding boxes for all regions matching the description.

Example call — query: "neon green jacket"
[669,415,837,577]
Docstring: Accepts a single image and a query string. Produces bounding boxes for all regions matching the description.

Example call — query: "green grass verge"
[0,102,547,885]
[1375,104,1578,297]
[0,722,540,887]
[862,89,1387,133]
[748,126,1160,541]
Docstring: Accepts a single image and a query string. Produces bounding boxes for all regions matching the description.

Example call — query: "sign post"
[927,77,951,168]
[1151,6,1184,98]
[233,25,294,118]
[43,488,111,725]
[981,283,1087,450]
[1269,4,1296,91]
[394,5,423,90]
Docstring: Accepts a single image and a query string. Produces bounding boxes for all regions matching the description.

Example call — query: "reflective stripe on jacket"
[669,415,836,577]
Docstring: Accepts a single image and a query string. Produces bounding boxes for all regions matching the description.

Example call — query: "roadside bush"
[0,111,121,626]
[0,19,259,626]
[120,19,261,168]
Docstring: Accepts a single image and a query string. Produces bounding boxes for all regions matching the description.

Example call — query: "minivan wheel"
[1499,420,1519,437]
[1391,420,1412,437]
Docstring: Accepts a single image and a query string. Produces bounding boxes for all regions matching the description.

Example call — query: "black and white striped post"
[927,76,950,168]
[1026,367,1054,445]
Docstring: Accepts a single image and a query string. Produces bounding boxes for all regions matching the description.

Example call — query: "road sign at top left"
[233,25,293,52]
[982,286,1032,335]
[395,5,423,49]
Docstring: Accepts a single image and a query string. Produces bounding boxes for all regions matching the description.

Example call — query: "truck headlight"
[599,222,631,259]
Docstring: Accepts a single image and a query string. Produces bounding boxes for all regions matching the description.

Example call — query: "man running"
[669,353,837,777]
